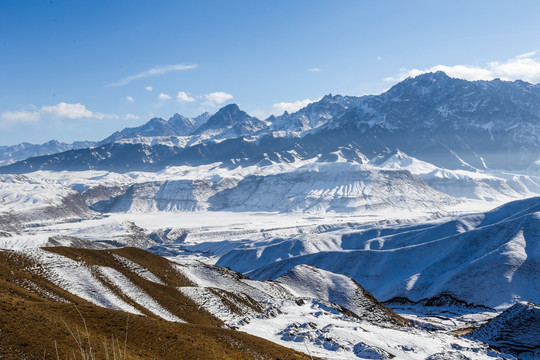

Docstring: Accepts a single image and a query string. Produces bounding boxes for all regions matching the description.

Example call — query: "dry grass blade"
[304,341,314,360]
[57,305,133,360]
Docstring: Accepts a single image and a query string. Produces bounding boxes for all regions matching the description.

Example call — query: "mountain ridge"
[2,71,540,173]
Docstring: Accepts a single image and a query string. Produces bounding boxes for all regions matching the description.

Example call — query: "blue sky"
[1,1,540,145]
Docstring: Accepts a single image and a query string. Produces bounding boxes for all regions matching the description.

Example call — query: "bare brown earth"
[0,248,315,359]
[451,327,478,336]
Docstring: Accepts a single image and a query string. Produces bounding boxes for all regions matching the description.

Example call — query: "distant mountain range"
[2,71,540,173]
[0,140,96,166]
[98,111,211,146]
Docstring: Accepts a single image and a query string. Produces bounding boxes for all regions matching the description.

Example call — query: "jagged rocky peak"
[270,93,367,132]
[0,138,97,166]
[167,113,195,134]
[192,111,212,127]
[386,71,540,102]
[405,71,456,85]
[97,111,213,146]
[127,116,175,136]
[193,103,268,137]
[383,71,463,101]
[145,116,168,127]
[207,104,252,126]
[167,112,212,135]
[168,113,191,122]
[202,103,246,127]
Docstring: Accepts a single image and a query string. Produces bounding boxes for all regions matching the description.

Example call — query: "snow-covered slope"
[276,265,409,326]
[93,179,222,212]
[211,162,458,213]
[0,174,90,230]
[86,161,458,214]
[468,301,540,359]
[377,150,540,201]
[214,197,540,309]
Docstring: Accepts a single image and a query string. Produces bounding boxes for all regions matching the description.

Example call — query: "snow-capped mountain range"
[2,71,540,173]
[0,139,96,166]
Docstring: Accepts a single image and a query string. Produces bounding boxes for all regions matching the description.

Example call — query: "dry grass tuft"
[56,307,132,360]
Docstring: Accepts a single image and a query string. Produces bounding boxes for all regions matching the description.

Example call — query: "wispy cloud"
[1,110,40,123]
[106,63,198,87]
[158,93,172,100]
[1,102,118,125]
[126,96,134,102]
[145,86,153,92]
[273,98,318,114]
[203,91,234,106]
[176,91,195,102]
[385,51,540,83]
[307,68,321,72]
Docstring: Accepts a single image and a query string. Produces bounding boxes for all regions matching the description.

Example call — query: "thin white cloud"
[126,96,134,102]
[385,51,540,84]
[124,114,140,120]
[1,102,118,125]
[41,102,98,119]
[203,91,234,106]
[273,98,318,114]
[1,110,40,123]
[176,91,195,102]
[307,68,321,72]
[106,63,198,87]
[145,86,153,92]
[158,93,172,100]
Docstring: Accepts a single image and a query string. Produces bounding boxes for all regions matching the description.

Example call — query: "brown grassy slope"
[0,293,314,359]
[43,246,226,326]
[0,249,314,359]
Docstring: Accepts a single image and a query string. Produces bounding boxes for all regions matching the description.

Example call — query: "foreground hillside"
[0,247,312,360]
[0,247,513,359]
